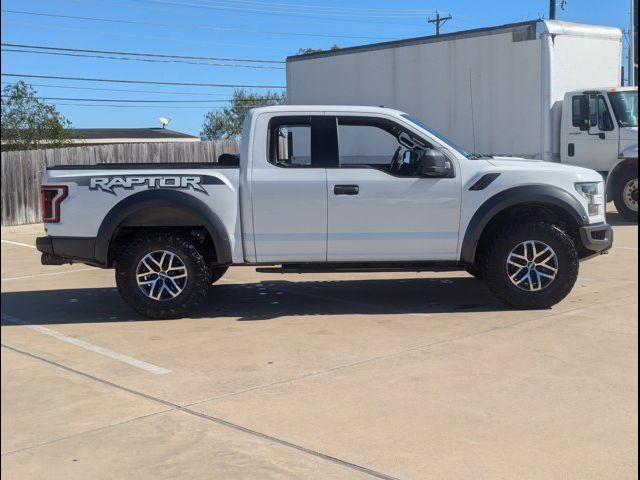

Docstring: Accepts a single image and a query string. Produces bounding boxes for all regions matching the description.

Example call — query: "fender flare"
[94,189,232,266]
[605,157,638,200]
[460,184,589,264]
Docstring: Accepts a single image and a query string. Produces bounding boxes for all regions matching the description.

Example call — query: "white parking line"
[1,239,36,249]
[1,268,96,282]
[1,313,171,375]
[616,246,638,251]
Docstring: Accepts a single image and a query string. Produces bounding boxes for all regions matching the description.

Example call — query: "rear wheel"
[480,222,579,309]
[115,233,210,319]
[612,166,638,222]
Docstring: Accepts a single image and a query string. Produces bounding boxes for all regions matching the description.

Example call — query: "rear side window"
[270,124,312,166]
[267,116,338,168]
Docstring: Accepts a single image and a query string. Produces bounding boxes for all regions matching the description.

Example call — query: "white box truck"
[286,20,638,220]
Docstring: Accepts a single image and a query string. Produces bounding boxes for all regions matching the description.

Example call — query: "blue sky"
[1,0,633,135]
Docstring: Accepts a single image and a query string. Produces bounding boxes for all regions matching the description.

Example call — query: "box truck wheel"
[115,233,210,319]
[612,165,638,222]
[480,222,579,309]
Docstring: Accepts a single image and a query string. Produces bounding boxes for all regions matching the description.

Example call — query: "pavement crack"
[0,409,173,457]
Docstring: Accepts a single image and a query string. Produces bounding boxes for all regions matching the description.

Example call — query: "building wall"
[287,28,543,158]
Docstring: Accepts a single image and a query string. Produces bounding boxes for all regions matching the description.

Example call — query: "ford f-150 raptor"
[36,106,613,318]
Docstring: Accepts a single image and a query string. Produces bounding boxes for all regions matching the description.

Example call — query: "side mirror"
[579,119,591,131]
[420,149,451,177]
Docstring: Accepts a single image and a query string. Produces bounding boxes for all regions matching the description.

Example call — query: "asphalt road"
[1,214,637,479]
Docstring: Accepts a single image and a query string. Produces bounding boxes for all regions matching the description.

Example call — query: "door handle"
[333,185,359,195]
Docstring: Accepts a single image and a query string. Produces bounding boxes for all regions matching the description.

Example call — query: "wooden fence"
[1,140,240,226]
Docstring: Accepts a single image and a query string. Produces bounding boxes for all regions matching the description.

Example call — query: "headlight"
[575,182,604,216]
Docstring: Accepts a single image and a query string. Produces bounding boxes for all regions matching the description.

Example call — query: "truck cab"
[560,87,638,220]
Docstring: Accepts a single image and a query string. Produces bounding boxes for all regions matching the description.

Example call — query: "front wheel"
[612,166,638,222]
[480,222,579,309]
[115,233,210,319]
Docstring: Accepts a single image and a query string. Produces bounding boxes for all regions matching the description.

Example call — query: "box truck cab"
[561,87,638,220]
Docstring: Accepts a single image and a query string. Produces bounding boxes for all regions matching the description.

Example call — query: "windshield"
[607,91,638,127]
[400,113,474,158]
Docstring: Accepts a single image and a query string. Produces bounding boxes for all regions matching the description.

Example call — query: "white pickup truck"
[37,106,613,318]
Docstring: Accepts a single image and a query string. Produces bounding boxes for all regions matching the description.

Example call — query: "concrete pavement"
[1,214,637,479]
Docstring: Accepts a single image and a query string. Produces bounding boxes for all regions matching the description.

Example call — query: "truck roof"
[249,105,406,116]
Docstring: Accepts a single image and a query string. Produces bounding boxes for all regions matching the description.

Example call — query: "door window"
[572,95,585,127]
[595,95,614,131]
[571,94,614,131]
[337,117,429,177]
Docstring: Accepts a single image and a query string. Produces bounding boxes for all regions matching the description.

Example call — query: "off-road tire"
[210,265,229,284]
[480,222,579,309]
[612,165,638,222]
[115,233,210,319]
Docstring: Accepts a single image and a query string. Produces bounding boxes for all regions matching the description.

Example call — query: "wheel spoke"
[507,257,528,268]
[506,240,558,292]
[136,249,188,302]
[165,278,181,297]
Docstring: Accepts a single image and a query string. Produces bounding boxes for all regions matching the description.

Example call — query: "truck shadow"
[1,277,510,326]
[606,210,638,227]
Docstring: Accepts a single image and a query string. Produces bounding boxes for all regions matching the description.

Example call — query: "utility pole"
[549,0,567,20]
[428,10,453,36]
[631,0,637,85]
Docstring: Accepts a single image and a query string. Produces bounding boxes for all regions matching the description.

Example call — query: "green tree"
[201,89,286,140]
[297,44,340,55]
[1,81,72,151]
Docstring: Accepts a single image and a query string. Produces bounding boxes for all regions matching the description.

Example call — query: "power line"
[204,0,436,15]
[1,48,285,70]
[58,0,431,31]
[1,42,283,64]
[138,0,434,18]
[0,82,237,97]
[0,9,393,41]
[43,103,247,109]
[4,21,285,51]
[2,74,286,89]
[128,0,427,25]
[1,95,271,103]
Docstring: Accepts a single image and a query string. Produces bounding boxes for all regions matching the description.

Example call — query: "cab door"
[326,116,462,262]
[250,115,336,263]
[564,93,619,172]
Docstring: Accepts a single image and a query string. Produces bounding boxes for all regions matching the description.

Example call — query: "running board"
[255,262,462,274]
